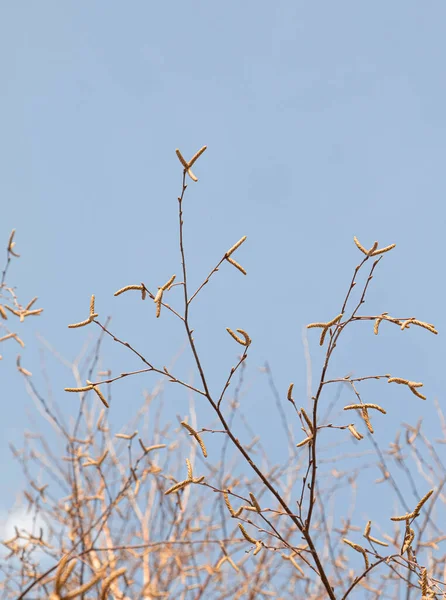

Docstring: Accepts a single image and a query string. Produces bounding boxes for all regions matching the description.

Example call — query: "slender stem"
[306,258,380,531]
[177,170,336,600]
[188,258,225,305]
[341,555,391,599]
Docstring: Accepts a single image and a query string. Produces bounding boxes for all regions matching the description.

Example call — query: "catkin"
[181,421,208,458]
[24,308,43,316]
[361,408,374,434]
[307,321,328,329]
[353,236,368,255]
[343,538,362,552]
[400,320,411,331]
[161,275,176,291]
[388,377,409,385]
[225,236,247,258]
[308,314,342,346]
[281,553,305,576]
[0,333,15,343]
[86,380,109,408]
[175,149,189,168]
[364,521,371,537]
[411,319,438,334]
[370,243,396,256]
[237,329,251,345]
[114,284,143,296]
[363,520,388,546]
[319,328,328,346]
[344,403,386,414]
[7,229,16,252]
[374,316,384,335]
[188,145,207,167]
[139,440,166,454]
[175,146,203,180]
[13,335,25,348]
[296,436,313,448]
[420,568,427,595]
[154,288,163,304]
[367,535,388,547]
[309,314,343,328]
[115,432,138,440]
[187,168,198,182]
[343,539,369,570]
[367,241,378,256]
[413,489,434,517]
[401,528,415,554]
[226,256,247,275]
[223,490,236,517]
[409,385,427,400]
[249,492,261,512]
[253,541,263,556]
[165,479,190,495]
[391,513,415,522]
[68,317,93,329]
[186,458,193,480]
[226,328,251,346]
[238,524,257,544]
[327,313,343,327]
[65,385,94,393]
[300,408,314,433]
[388,377,427,399]
[348,424,363,440]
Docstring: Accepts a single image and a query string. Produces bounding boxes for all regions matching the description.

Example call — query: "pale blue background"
[1,0,445,579]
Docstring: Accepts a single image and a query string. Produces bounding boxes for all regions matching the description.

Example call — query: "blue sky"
[1,1,446,559]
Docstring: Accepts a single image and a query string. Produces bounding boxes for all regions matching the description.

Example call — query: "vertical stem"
[177,170,336,600]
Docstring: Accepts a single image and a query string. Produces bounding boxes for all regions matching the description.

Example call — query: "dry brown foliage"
[1,149,445,599]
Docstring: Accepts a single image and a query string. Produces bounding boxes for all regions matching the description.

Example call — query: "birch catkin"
[225,236,247,258]
[181,421,208,458]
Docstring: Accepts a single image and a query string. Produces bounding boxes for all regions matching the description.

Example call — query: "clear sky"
[1,1,446,554]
